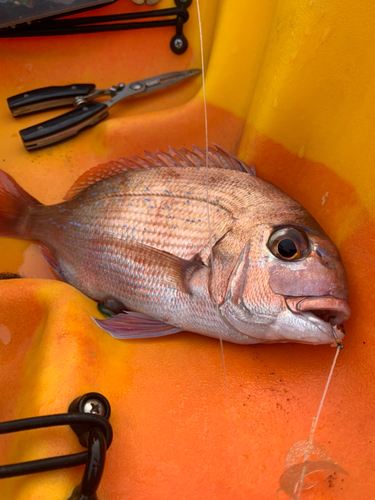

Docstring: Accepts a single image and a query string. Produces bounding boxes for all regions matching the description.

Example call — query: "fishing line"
[195,0,228,392]
[296,345,342,499]
[195,3,245,496]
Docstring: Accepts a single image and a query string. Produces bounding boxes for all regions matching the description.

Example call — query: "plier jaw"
[7,69,201,151]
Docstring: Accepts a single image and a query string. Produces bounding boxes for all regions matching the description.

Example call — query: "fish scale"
[32,167,241,262]
[0,146,350,344]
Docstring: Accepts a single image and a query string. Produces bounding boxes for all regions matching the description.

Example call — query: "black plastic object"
[67,429,107,500]
[68,393,111,447]
[0,392,112,500]
[0,0,118,30]
[0,0,192,55]
[8,84,96,117]
[20,101,109,151]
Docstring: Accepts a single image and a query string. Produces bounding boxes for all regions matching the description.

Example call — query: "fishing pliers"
[7,68,201,151]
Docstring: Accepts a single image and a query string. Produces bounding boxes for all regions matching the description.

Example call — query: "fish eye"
[267,227,310,261]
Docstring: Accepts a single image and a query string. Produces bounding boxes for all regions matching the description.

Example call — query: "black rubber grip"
[19,101,108,150]
[7,84,96,115]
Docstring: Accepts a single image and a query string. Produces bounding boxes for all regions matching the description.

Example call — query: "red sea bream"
[0,146,350,344]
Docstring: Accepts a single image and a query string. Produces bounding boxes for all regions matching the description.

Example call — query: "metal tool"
[7,68,201,151]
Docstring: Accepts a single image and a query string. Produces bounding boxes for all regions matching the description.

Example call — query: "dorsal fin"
[64,158,147,201]
[167,144,256,174]
[64,145,256,201]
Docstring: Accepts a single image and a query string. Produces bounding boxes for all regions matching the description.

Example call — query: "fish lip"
[286,296,350,336]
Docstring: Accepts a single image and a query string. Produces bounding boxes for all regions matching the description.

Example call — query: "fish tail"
[0,169,41,238]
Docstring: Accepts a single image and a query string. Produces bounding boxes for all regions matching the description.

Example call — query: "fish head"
[219,193,350,345]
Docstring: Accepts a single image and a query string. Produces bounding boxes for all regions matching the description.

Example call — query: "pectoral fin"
[123,241,204,295]
[94,311,181,339]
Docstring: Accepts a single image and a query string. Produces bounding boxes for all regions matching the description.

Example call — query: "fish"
[0,145,350,345]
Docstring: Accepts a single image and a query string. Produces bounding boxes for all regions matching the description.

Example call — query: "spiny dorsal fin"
[64,158,147,201]
[167,144,256,174]
[64,145,255,200]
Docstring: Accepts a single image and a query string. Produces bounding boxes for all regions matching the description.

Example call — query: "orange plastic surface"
[0,1,374,499]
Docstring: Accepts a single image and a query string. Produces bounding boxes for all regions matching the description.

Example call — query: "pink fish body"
[0,146,350,344]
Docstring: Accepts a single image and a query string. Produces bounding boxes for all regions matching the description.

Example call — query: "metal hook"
[331,325,344,350]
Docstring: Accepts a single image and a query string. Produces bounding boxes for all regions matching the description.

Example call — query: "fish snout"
[286,296,351,326]
[313,246,349,301]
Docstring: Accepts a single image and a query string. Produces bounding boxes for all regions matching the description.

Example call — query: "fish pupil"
[278,239,297,258]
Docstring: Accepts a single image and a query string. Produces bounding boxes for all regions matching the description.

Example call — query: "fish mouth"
[286,296,351,337]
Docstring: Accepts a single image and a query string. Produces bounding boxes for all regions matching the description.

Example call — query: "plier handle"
[7,68,201,151]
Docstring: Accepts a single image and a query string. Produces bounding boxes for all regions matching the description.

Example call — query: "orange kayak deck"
[0,1,375,499]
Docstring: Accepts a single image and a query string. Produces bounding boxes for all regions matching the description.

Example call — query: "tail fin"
[0,169,41,237]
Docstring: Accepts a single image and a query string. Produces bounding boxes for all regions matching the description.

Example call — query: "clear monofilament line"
[296,345,341,499]
[195,4,242,496]
[195,0,228,393]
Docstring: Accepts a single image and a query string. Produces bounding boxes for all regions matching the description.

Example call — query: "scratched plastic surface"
[0,0,374,499]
